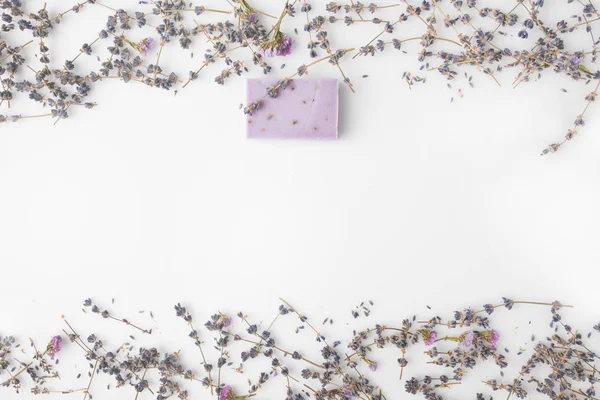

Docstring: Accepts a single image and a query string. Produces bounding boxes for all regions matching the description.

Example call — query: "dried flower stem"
[134,367,148,400]
[185,318,215,395]
[162,8,232,14]
[237,0,277,19]
[50,2,90,23]
[182,45,245,88]
[109,315,151,334]
[0,40,34,64]
[82,359,98,400]
[417,300,571,324]
[225,331,325,369]
[547,79,600,153]
[93,2,158,29]
[0,348,49,387]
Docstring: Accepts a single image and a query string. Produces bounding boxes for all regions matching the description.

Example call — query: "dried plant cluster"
[0,298,598,400]
[1,0,600,153]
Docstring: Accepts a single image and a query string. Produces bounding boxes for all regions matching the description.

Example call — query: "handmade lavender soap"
[246,79,338,139]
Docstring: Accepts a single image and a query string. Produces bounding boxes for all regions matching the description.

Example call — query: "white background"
[1,1,599,399]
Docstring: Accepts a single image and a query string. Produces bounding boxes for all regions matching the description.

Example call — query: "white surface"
[0,1,599,399]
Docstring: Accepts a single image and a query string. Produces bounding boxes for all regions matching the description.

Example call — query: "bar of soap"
[246,79,338,139]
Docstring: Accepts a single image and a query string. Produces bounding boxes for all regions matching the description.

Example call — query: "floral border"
[1,297,598,399]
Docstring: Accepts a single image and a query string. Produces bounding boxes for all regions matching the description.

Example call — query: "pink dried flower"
[277,34,293,56]
[489,330,500,347]
[48,335,62,360]
[479,329,500,346]
[424,330,437,346]
[219,385,232,400]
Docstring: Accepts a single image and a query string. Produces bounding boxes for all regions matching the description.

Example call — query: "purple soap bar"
[246,79,338,139]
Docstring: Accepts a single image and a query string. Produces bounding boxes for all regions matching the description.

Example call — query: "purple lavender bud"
[139,37,155,56]
[424,331,438,346]
[277,34,293,56]
[460,331,474,348]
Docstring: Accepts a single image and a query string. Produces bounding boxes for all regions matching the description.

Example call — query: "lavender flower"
[258,46,277,58]
[246,12,259,24]
[48,335,62,360]
[481,329,500,347]
[139,38,155,56]
[460,331,474,348]
[219,385,232,400]
[368,360,378,371]
[490,330,500,346]
[567,55,583,65]
[277,34,293,56]
[222,315,232,327]
[423,330,438,346]
[259,34,293,57]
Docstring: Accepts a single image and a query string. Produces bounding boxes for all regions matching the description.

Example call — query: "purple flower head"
[222,315,231,327]
[219,385,232,400]
[139,37,155,56]
[277,34,293,56]
[259,46,277,58]
[568,55,583,65]
[489,330,500,347]
[48,335,62,360]
[368,361,378,371]
[460,331,474,348]
[246,12,259,24]
[342,388,352,399]
[259,33,293,58]
[423,330,437,346]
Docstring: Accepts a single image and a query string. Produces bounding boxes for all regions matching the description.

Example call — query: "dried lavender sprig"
[155,7,232,14]
[93,2,158,29]
[174,303,215,395]
[83,298,152,334]
[0,40,33,64]
[183,44,246,88]
[417,300,571,325]
[82,359,98,400]
[50,1,94,24]
[543,78,600,154]
[226,325,325,369]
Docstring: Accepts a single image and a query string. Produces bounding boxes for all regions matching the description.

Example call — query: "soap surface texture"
[246,79,338,139]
